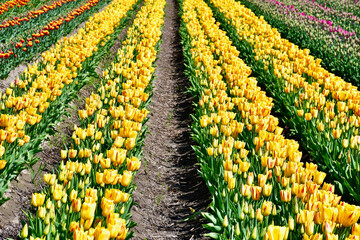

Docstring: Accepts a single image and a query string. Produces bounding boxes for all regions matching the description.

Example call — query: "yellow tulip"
[52,184,63,201]
[31,193,45,207]
[72,198,82,212]
[60,150,67,159]
[265,225,287,240]
[314,171,326,185]
[120,170,132,187]
[96,172,104,184]
[101,197,114,217]
[251,186,261,201]
[338,203,360,227]
[261,201,272,216]
[0,160,7,170]
[100,157,111,169]
[103,169,118,184]
[124,137,136,150]
[69,189,78,201]
[69,149,77,159]
[81,197,96,220]
[37,206,46,219]
[263,184,272,197]
[126,157,141,171]
[239,160,250,172]
[280,189,291,202]
[95,228,110,240]
[69,221,80,233]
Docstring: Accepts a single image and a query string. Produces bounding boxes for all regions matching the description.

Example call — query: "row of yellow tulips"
[0,0,140,204]
[20,0,165,238]
[207,0,360,203]
[180,0,360,239]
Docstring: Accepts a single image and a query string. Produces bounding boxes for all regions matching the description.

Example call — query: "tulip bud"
[20,224,28,238]
[222,215,228,228]
[79,180,84,189]
[272,205,277,216]
[80,189,85,199]
[243,201,249,214]
[120,206,125,215]
[294,198,299,214]
[37,206,46,219]
[43,224,50,235]
[251,227,257,239]
[50,205,55,219]
[234,193,238,203]
[246,227,251,239]
[240,211,245,220]
[61,150,67,159]
[256,208,263,222]
[250,204,255,219]
[46,198,52,209]
[305,221,314,235]
[62,222,67,231]
[44,213,50,225]
[288,217,295,231]
[61,194,67,204]
[234,222,240,236]
[57,200,61,209]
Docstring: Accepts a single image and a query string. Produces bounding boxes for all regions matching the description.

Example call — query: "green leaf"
[204,232,220,239]
[203,223,222,232]
[334,180,344,194]
[201,212,218,225]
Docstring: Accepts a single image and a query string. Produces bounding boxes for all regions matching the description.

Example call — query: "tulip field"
[0,0,360,238]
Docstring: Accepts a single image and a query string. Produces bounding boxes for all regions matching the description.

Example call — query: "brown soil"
[131,0,210,239]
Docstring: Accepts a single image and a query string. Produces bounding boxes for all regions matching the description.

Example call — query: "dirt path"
[131,0,210,239]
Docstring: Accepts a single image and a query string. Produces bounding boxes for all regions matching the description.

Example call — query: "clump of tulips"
[0,0,139,205]
[238,0,360,85]
[207,0,360,203]
[0,0,115,79]
[0,0,31,15]
[179,0,360,238]
[0,0,101,60]
[0,0,76,30]
[20,0,164,238]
